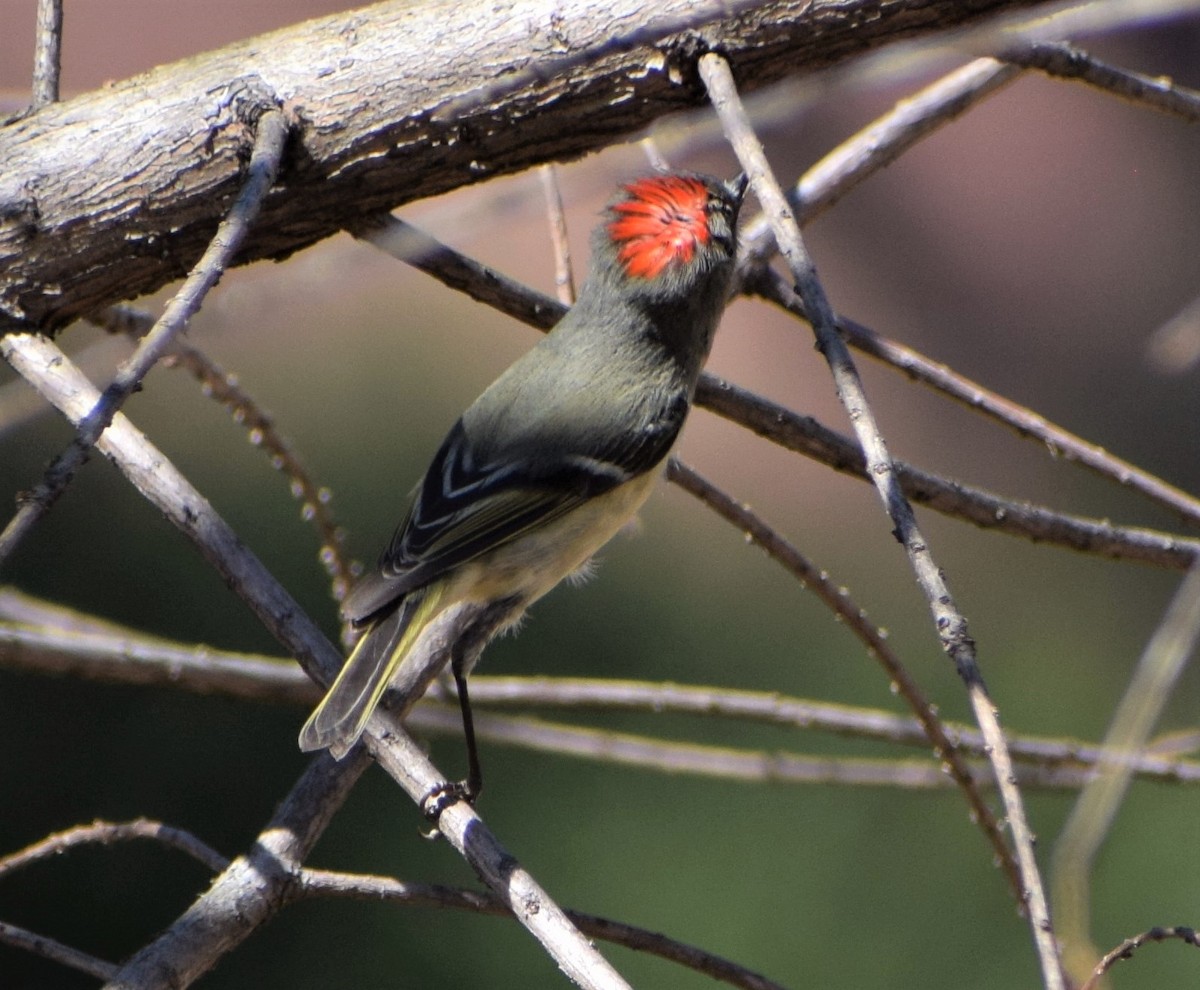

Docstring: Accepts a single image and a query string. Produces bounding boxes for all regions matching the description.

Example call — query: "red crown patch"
[608,175,711,280]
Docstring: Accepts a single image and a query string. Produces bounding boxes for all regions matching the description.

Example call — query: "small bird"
[300,171,747,804]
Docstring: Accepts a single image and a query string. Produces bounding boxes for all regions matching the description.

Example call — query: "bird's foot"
[418,779,477,839]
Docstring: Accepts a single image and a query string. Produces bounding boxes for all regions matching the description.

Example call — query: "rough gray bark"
[0,0,1054,334]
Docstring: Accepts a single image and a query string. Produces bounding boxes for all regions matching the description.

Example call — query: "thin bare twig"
[462,678,1200,782]
[4,610,1200,785]
[1078,926,1200,990]
[1002,41,1200,122]
[737,57,1021,272]
[30,0,64,109]
[0,919,118,982]
[0,818,228,879]
[420,702,955,787]
[0,105,289,567]
[0,585,166,635]
[92,304,358,609]
[410,702,1155,792]
[740,40,1200,280]
[638,135,672,173]
[0,619,317,706]
[539,164,576,305]
[0,763,359,988]
[360,213,1200,569]
[696,374,1200,567]
[1052,563,1200,982]
[298,869,789,990]
[352,213,563,330]
[668,457,1021,897]
[698,51,1062,989]
[1,334,632,990]
[732,56,1200,525]
[840,310,1200,526]
[0,336,130,437]
[747,267,1200,527]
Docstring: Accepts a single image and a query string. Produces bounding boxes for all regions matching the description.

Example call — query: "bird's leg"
[455,659,484,801]
[420,658,481,827]
[419,598,517,831]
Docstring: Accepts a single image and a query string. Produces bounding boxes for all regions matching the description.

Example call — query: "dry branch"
[0,108,289,566]
[297,869,791,990]
[668,457,1022,894]
[697,49,1064,987]
[5,607,1200,785]
[0,818,228,879]
[0,807,783,990]
[105,753,368,989]
[1053,563,1200,981]
[1002,40,1200,120]
[357,212,1200,569]
[0,0,1057,334]
[0,334,632,990]
[91,303,358,607]
[1078,926,1200,990]
[30,0,64,109]
[0,920,117,982]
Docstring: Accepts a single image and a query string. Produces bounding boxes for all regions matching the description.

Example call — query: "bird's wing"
[340,417,660,623]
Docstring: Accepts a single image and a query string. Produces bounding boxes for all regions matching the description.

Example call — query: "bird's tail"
[298,585,447,759]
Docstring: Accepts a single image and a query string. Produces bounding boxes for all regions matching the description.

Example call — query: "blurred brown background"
[2,3,1199,988]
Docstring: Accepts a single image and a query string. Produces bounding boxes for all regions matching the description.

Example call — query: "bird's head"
[596,172,747,300]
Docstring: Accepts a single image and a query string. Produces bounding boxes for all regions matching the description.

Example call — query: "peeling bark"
[0,0,1052,333]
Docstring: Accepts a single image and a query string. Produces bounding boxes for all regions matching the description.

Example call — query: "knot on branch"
[662,30,733,90]
[204,74,285,161]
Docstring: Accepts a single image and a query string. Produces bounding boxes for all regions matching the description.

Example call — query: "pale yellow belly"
[447,467,661,609]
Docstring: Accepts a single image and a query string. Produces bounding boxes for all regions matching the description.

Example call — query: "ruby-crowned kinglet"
[300,172,747,804]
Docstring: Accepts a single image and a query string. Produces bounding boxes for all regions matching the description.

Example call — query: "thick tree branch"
[0,0,1057,334]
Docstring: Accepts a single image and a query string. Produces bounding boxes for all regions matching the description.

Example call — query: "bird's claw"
[418,780,476,839]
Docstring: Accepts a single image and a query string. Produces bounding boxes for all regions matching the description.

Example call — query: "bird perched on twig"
[300,171,747,811]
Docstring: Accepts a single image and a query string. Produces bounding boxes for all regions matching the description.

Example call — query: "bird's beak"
[725,172,750,207]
